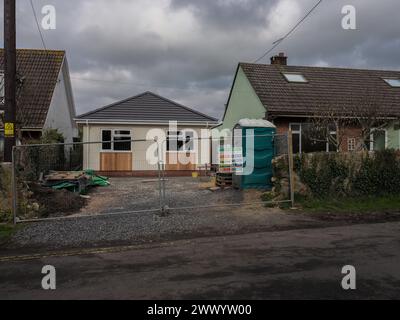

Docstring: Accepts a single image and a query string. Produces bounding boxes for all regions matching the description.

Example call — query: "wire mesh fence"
[11,139,164,223]
[161,132,293,212]
[11,132,294,223]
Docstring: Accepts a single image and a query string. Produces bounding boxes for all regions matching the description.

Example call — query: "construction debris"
[42,170,110,193]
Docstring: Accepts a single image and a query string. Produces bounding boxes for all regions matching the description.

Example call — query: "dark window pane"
[114,136,131,151]
[102,130,112,150]
[292,133,300,154]
[114,130,130,135]
[167,131,182,151]
[184,132,194,151]
[301,123,327,153]
[328,134,337,152]
[302,135,326,153]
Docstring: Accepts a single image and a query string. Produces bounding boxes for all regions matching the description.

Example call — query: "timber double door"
[100,152,132,171]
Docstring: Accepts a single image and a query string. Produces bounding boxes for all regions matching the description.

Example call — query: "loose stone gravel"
[8,207,321,250]
[7,177,321,251]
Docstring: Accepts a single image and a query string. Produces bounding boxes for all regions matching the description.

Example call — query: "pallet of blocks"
[216,172,233,188]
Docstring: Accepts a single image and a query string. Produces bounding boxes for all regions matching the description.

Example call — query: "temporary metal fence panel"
[11,132,295,224]
[12,139,165,223]
[160,132,294,213]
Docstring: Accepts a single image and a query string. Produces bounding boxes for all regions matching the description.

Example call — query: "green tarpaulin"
[50,170,110,193]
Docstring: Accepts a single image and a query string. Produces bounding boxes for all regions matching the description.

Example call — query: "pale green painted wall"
[387,122,400,149]
[218,66,266,131]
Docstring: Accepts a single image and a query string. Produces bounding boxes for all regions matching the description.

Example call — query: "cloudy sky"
[1,0,399,119]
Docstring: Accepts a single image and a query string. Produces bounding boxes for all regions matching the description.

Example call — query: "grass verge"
[296,195,400,213]
[0,224,19,246]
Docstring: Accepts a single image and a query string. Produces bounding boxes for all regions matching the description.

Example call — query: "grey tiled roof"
[240,63,400,117]
[77,91,218,123]
[0,49,65,128]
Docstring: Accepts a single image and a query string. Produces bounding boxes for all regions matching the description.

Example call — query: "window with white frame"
[289,123,302,154]
[101,129,131,151]
[290,123,337,154]
[347,137,356,152]
[167,130,194,152]
[0,72,4,105]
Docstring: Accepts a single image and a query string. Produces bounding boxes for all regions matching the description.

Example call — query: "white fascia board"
[74,119,219,126]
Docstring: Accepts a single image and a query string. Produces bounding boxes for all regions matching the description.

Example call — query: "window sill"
[101,150,132,153]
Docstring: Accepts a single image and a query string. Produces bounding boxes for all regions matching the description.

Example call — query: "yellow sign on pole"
[4,122,15,137]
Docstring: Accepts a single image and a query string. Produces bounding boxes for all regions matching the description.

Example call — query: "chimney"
[270,52,287,65]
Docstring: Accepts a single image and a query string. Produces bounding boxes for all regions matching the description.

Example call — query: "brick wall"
[339,126,363,152]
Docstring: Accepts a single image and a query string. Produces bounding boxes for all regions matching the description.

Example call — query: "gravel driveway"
[76,176,252,216]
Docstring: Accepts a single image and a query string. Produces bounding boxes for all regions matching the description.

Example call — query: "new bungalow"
[218,53,400,153]
[75,91,218,174]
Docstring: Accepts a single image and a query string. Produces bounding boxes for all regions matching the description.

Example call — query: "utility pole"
[3,0,17,162]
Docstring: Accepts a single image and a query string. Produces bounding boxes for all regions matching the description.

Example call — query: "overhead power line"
[253,0,323,63]
[30,0,47,50]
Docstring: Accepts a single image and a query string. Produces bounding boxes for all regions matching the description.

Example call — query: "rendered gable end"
[219,66,266,131]
[44,57,77,143]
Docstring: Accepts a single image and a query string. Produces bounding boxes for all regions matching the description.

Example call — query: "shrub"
[0,164,13,222]
[353,150,400,196]
[16,129,66,181]
[273,149,400,200]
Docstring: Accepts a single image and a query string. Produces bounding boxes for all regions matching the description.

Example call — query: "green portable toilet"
[232,119,276,190]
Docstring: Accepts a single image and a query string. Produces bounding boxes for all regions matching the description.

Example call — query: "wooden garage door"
[100,152,132,171]
[165,152,196,171]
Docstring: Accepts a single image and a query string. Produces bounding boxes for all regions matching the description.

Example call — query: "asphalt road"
[1,221,400,299]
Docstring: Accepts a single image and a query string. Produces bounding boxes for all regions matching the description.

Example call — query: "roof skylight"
[283,73,308,83]
[383,78,400,87]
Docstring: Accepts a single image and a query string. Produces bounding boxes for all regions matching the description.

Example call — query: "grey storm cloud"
[1,0,400,119]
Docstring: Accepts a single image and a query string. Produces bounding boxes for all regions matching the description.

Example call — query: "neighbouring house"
[218,53,400,153]
[75,91,218,175]
[0,49,78,158]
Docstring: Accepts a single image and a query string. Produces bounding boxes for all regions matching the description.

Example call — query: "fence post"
[156,140,164,215]
[161,140,167,212]
[11,146,17,225]
[287,130,295,208]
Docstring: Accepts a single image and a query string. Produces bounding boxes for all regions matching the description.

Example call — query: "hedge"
[273,149,400,199]
[296,150,400,198]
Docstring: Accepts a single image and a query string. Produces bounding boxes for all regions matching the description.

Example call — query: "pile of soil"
[26,183,87,218]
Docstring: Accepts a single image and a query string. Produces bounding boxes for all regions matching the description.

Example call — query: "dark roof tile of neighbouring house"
[239,63,400,117]
[0,49,65,128]
[76,91,218,123]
